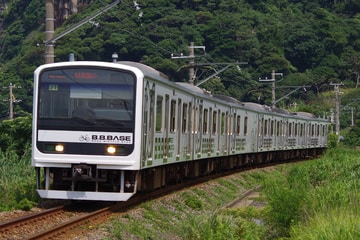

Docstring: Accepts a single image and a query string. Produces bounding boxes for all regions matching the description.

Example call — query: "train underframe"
[35,147,326,201]
[139,147,326,192]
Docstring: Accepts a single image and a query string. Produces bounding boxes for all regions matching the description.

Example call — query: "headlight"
[106,146,126,155]
[45,143,64,153]
[55,144,64,152]
[106,146,117,154]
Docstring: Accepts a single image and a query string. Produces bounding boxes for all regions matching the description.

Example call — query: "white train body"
[32,61,329,201]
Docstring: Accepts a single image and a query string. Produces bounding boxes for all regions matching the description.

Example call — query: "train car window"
[182,103,187,133]
[277,121,281,136]
[311,124,315,137]
[209,108,213,135]
[288,122,292,137]
[177,99,181,133]
[244,116,248,136]
[203,108,208,134]
[317,124,320,137]
[212,111,217,134]
[271,120,275,136]
[236,115,241,135]
[258,117,263,136]
[228,112,233,135]
[192,106,198,134]
[170,99,176,133]
[295,123,298,137]
[231,113,236,136]
[221,112,226,135]
[199,105,203,134]
[156,95,163,132]
[264,119,268,136]
[165,95,169,131]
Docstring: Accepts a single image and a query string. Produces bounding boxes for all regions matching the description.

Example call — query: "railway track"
[0,170,234,239]
[0,158,307,239]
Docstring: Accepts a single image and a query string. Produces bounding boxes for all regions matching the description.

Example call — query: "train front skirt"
[37,190,135,201]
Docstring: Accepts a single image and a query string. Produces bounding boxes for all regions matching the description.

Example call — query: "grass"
[104,148,360,239]
[0,147,38,211]
[2,144,360,239]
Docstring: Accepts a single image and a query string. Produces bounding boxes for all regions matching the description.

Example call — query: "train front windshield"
[38,67,135,128]
[36,66,136,155]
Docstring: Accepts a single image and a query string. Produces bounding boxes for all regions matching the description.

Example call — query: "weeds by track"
[0,157,305,239]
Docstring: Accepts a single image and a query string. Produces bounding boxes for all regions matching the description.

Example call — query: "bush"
[327,132,338,149]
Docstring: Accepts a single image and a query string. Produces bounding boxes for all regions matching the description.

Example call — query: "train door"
[164,95,170,160]
[187,101,193,159]
[258,115,263,150]
[283,120,288,148]
[270,119,275,149]
[177,99,182,158]
[216,110,221,154]
[299,122,305,146]
[142,82,155,165]
[208,107,213,154]
[197,102,203,156]
[275,120,282,149]
[219,110,228,154]
[191,99,202,158]
[179,101,191,160]
[201,106,210,156]
[142,82,149,163]
[230,111,236,153]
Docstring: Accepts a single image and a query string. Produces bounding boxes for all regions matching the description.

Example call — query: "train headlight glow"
[55,144,64,152]
[107,146,117,154]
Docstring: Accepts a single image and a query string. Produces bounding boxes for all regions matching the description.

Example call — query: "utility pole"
[3,83,21,119]
[44,0,120,63]
[45,0,55,63]
[330,82,344,140]
[171,42,205,84]
[189,42,195,84]
[259,70,283,108]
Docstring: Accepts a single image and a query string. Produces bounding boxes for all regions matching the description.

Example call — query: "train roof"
[118,61,169,81]
[213,94,243,105]
[242,102,269,111]
[175,82,212,96]
[118,61,327,122]
[292,111,316,118]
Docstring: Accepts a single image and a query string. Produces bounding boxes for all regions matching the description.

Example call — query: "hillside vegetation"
[0,1,359,141]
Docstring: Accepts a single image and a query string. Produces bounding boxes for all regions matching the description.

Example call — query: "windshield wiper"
[72,117,96,125]
[99,119,125,127]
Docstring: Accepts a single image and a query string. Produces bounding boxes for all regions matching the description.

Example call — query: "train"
[32,60,329,201]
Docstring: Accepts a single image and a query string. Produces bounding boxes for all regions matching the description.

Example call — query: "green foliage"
[0,146,38,211]
[0,0,360,121]
[262,169,308,236]
[0,115,32,155]
[261,148,360,239]
[180,211,244,240]
[327,132,338,148]
[182,192,204,210]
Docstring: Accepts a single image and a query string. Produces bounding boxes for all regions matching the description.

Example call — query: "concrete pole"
[9,83,13,119]
[189,42,195,84]
[45,0,55,63]
[271,70,275,108]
